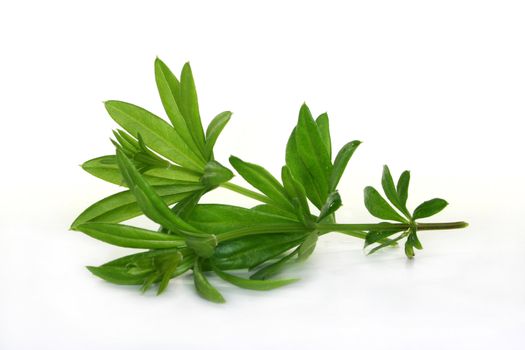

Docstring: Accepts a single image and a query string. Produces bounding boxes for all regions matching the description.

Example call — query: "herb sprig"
[71,58,468,303]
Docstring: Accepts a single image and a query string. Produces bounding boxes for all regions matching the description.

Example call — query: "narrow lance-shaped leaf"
[286,129,323,208]
[154,58,201,153]
[297,232,318,262]
[294,104,333,205]
[364,186,407,223]
[413,198,448,219]
[71,184,203,228]
[281,166,311,224]
[75,222,185,249]
[187,204,300,235]
[157,251,184,295]
[179,63,206,156]
[229,156,293,212]
[210,232,305,271]
[396,170,410,210]
[205,111,232,160]
[329,140,361,191]
[212,266,299,291]
[86,266,146,285]
[193,258,225,303]
[316,113,331,160]
[250,248,299,280]
[382,165,410,218]
[81,155,201,186]
[318,191,342,222]
[105,100,206,171]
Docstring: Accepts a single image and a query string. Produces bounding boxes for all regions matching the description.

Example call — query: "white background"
[1,1,524,349]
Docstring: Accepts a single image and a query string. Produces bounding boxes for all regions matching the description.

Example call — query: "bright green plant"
[71,58,468,303]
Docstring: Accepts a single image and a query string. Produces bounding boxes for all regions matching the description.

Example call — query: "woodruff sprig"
[71,58,468,303]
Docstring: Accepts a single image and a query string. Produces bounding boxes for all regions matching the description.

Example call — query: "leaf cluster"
[72,58,466,303]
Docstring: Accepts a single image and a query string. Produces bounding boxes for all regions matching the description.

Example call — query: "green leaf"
[396,170,410,209]
[116,150,196,232]
[210,232,305,270]
[205,111,232,160]
[381,165,410,218]
[179,63,206,156]
[297,232,318,261]
[364,228,404,247]
[71,184,202,228]
[187,204,300,235]
[294,104,333,204]
[316,113,331,160]
[329,140,361,191]
[251,204,298,221]
[367,232,407,255]
[229,156,292,212]
[193,258,225,303]
[200,160,234,188]
[281,166,311,224]
[286,129,323,208]
[154,58,201,154]
[104,100,205,171]
[157,252,183,295]
[75,222,185,249]
[87,266,146,285]
[318,191,342,222]
[81,155,200,186]
[364,186,406,222]
[413,198,448,219]
[212,266,299,291]
[170,190,206,220]
[250,248,298,280]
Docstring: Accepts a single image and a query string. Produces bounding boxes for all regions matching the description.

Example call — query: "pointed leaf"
[396,170,410,209]
[157,251,183,295]
[297,232,318,261]
[330,140,361,191]
[187,204,299,235]
[382,165,410,218]
[193,258,225,303]
[316,113,331,160]
[229,156,292,211]
[210,232,305,270]
[364,186,406,222]
[367,232,407,255]
[71,184,202,227]
[75,223,185,249]
[179,63,206,155]
[251,204,298,221]
[87,266,145,285]
[205,111,232,160]
[281,166,311,224]
[294,104,332,203]
[250,248,298,280]
[212,266,299,291]
[105,100,205,171]
[413,198,448,219]
[81,155,200,186]
[154,58,201,154]
[318,191,342,222]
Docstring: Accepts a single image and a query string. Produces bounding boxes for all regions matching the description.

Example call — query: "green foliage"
[73,58,467,302]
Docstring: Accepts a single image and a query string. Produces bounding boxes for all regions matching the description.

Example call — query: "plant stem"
[217,221,468,243]
[318,221,468,233]
[221,182,272,204]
